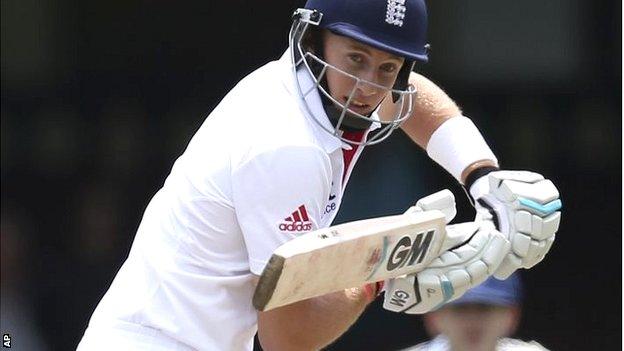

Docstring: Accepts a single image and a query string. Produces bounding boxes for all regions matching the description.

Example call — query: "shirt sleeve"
[231,145,332,275]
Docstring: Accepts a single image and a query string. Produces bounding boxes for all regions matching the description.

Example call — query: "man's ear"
[301,27,324,56]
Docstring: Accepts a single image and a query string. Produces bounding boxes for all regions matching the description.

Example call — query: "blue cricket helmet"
[450,273,523,307]
[304,0,429,63]
[289,0,429,145]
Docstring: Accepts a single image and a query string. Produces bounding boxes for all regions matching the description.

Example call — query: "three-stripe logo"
[279,205,313,232]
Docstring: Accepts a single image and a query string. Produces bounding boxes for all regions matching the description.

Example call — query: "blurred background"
[1,0,620,350]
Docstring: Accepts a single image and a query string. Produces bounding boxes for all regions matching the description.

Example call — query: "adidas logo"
[279,205,313,232]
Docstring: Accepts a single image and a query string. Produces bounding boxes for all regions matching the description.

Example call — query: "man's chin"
[346,105,374,116]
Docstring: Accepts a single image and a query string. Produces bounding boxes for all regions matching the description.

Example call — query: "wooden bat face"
[253,209,447,311]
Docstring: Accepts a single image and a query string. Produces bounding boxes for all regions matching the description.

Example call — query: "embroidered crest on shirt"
[385,0,406,27]
[279,205,313,232]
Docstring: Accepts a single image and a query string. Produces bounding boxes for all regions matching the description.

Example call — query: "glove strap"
[462,166,499,208]
[464,166,500,191]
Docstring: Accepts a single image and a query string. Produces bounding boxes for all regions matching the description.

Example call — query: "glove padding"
[406,188,457,224]
[470,171,562,279]
[383,220,510,314]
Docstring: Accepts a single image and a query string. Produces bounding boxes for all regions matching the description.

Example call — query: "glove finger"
[467,227,489,249]
[523,239,551,268]
[495,180,561,217]
[533,211,561,240]
[445,269,472,300]
[384,273,447,315]
[429,223,492,269]
[449,241,479,261]
[435,250,464,267]
[441,221,480,252]
[411,256,505,313]
[510,234,555,268]
[515,211,561,241]
[543,234,556,254]
[494,178,557,202]
[475,208,494,223]
[404,273,447,314]
[466,260,489,286]
[383,275,419,313]
[489,171,544,185]
[433,223,508,273]
[481,232,511,273]
[493,254,522,279]
[530,235,556,266]
[511,232,533,258]
[414,189,457,223]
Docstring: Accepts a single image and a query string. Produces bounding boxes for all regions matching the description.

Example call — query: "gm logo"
[386,230,434,271]
[389,290,410,307]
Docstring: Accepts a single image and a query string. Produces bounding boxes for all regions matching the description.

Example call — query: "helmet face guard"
[289,8,418,146]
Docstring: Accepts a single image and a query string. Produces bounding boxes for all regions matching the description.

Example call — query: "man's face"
[321,30,404,116]
[428,304,518,351]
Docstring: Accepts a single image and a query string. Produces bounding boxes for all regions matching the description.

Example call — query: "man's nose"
[355,71,381,97]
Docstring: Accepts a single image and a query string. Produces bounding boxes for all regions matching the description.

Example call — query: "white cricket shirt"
[402,335,549,350]
[78,50,372,350]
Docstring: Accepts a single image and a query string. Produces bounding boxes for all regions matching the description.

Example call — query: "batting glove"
[468,170,562,279]
[383,219,510,314]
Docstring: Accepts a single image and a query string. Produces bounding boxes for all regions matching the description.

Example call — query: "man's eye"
[348,54,363,64]
[380,63,397,73]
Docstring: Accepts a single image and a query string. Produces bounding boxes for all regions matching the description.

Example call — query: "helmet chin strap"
[392,60,416,103]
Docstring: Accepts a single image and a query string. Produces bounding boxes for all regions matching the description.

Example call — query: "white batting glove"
[383,219,510,314]
[404,189,488,255]
[469,170,562,279]
[406,188,457,223]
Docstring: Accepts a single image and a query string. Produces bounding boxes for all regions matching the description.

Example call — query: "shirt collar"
[429,335,451,351]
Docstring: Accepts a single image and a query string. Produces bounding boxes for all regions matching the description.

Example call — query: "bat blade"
[253,209,447,311]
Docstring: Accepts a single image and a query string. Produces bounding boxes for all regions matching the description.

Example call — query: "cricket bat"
[253,206,453,312]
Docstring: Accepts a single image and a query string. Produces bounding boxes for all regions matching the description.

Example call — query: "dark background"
[1,1,621,350]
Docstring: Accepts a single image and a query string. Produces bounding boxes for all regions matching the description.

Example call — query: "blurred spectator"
[1,207,49,350]
[31,104,82,178]
[98,99,149,179]
[402,274,548,351]
[71,180,122,263]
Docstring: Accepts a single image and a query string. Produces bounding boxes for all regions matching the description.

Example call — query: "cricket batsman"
[77,1,562,350]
